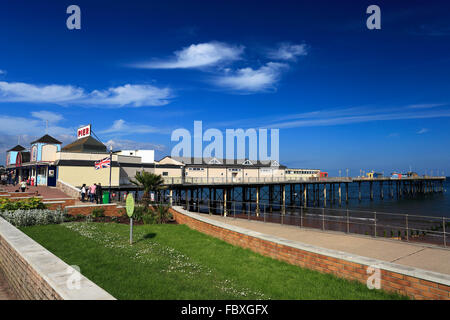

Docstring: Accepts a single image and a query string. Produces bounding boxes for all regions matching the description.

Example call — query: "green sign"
[126,193,135,218]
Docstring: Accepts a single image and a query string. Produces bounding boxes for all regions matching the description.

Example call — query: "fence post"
[444,217,447,247]
[322,207,325,231]
[346,209,349,234]
[233,201,236,219]
[374,212,377,237]
[406,214,409,242]
[300,206,303,228]
[264,204,266,223]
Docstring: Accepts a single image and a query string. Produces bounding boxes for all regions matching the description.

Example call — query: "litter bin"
[102,191,110,204]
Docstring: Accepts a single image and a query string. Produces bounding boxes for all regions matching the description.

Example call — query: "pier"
[160,176,446,209]
[111,176,446,209]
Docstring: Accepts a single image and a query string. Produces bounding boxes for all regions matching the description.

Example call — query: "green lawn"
[21,222,407,300]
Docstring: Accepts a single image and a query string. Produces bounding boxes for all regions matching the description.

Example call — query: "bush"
[0,197,46,211]
[142,213,157,225]
[132,205,147,222]
[92,207,105,218]
[153,205,172,224]
[0,209,66,227]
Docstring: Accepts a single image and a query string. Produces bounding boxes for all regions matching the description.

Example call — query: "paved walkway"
[0,269,16,300]
[2,185,72,200]
[200,213,450,275]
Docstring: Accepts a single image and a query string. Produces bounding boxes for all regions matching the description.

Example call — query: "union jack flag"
[95,157,111,170]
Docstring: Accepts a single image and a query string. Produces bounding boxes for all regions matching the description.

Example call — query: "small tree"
[129,171,165,208]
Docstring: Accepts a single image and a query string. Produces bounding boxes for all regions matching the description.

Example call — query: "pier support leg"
[255,186,260,217]
[213,188,217,214]
[323,184,327,207]
[169,189,173,207]
[370,181,373,201]
[303,184,307,208]
[338,184,342,206]
[268,185,273,213]
[281,185,286,215]
[208,188,212,214]
[345,183,349,203]
[358,182,362,201]
[223,188,227,217]
[380,182,384,200]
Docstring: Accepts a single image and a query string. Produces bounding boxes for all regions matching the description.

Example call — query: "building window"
[162,172,168,176]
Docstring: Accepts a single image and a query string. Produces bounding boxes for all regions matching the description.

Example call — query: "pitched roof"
[30,134,62,145]
[6,145,26,152]
[62,136,107,153]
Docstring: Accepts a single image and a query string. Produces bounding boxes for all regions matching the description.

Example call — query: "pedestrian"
[96,183,103,204]
[89,183,96,203]
[81,184,86,202]
[20,180,26,192]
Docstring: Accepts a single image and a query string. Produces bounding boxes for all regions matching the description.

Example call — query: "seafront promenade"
[196,212,450,275]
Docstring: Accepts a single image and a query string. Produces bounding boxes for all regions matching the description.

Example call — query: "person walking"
[96,183,103,204]
[81,184,87,202]
[89,183,96,203]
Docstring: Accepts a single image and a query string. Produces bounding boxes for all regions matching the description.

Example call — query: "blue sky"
[0,0,450,176]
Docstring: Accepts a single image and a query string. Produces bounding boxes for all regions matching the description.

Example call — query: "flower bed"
[0,209,66,227]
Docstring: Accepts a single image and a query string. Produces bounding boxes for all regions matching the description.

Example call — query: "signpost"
[126,193,135,244]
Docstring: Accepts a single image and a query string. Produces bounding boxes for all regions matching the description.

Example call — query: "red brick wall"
[169,208,450,300]
[66,204,123,217]
[0,236,62,300]
[43,199,76,210]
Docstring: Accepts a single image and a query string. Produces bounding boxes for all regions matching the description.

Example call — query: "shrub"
[0,209,66,227]
[142,213,157,225]
[92,207,105,218]
[154,205,172,224]
[0,197,46,211]
[132,205,147,222]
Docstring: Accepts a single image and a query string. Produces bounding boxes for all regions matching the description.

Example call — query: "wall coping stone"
[65,203,117,209]
[57,180,81,192]
[173,206,450,286]
[0,217,116,300]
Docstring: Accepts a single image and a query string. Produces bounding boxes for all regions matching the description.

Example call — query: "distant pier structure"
[144,176,446,213]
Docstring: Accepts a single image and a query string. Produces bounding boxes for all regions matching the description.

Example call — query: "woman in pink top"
[89,184,96,202]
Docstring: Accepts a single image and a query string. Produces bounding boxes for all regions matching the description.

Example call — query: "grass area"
[21,222,407,300]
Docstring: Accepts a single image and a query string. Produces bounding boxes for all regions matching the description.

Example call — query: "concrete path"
[0,269,16,300]
[201,213,450,275]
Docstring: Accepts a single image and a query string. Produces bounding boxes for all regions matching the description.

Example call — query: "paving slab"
[200,213,450,275]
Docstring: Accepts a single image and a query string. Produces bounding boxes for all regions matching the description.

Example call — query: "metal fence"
[176,199,449,248]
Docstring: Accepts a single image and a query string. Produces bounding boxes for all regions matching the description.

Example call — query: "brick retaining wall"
[65,203,123,217]
[169,207,450,300]
[0,217,115,300]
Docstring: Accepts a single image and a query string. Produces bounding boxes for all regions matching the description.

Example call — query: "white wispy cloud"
[267,43,308,61]
[0,112,72,139]
[406,103,446,109]
[30,111,64,124]
[0,70,6,75]
[417,128,429,134]
[0,81,172,107]
[213,62,288,93]
[134,42,244,69]
[105,138,165,151]
[208,104,450,129]
[99,119,162,135]
[83,84,172,107]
